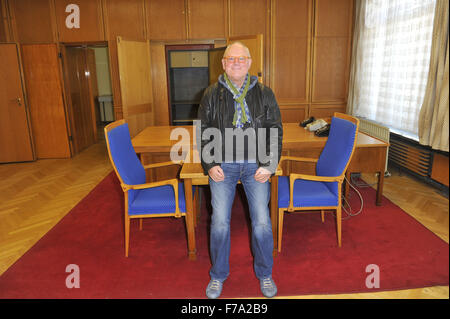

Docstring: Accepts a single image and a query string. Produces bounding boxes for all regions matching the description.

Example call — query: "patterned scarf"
[219,73,258,128]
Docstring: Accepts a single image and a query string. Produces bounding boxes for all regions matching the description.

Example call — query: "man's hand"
[254,167,271,183]
[208,166,225,182]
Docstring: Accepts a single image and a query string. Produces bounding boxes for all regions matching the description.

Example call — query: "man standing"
[198,42,283,299]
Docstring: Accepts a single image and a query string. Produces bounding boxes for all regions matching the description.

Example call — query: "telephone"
[300,116,315,127]
[306,119,328,132]
[314,124,330,137]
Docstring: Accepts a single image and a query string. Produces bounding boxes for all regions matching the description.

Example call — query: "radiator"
[357,117,390,173]
[388,136,432,177]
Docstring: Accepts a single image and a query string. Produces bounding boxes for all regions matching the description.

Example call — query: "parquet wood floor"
[0,136,448,298]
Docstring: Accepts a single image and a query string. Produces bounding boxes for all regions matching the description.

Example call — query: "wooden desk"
[132,123,389,258]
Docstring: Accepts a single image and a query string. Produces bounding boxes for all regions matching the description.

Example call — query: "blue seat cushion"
[128,183,194,215]
[278,176,338,208]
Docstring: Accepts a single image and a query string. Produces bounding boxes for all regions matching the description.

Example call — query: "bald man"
[198,42,283,299]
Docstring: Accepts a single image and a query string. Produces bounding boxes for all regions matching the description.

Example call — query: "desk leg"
[184,178,197,260]
[376,172,384,206]
[270,176,278,257]
[344,171,351,203]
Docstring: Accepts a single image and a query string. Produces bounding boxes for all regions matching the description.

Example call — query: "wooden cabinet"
[229,0,270,85]
[0,2,10,42]
[188,0,227,39]
[310,0,353,118]
[271,0,312,119]
[312,0,353,103]
[103,0,147,120]
[54,0,105,42]
[147,0,186,40]
[147,0,227,41]
[8,0,56,43]
[271,0,353,122]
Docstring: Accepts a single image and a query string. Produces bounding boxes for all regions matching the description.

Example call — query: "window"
[352,0,436,140]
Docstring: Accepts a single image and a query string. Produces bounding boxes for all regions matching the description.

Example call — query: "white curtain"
[418,0,449,152]
[348,0,436,140]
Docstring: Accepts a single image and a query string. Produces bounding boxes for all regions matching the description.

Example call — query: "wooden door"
[208,47,226,85]
[21,44,71,159]
[116,37,154,137]
[0,43,34,163]
[227,34,264,83]
[63,46,97,154]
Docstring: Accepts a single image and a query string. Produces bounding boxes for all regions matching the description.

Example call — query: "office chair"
[104,119,192,257]
[277,113,359,251]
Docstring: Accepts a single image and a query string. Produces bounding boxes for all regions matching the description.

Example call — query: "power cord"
[340,175,364,220]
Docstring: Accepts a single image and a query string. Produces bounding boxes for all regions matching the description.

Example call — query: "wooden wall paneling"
[103,0,147,121]
[20,44,71,158]
[116,37,154,137]
[150,41,170,125]
[229,0,270,85]
[0,0,11,42]
[311,0,353,103]
[279,104,308,124]
[54,0,105,42]
[146,0,186,40]
[187,0,227,40]
[8,0,56,43]
[310,103,346,119]
[271,0,312,106]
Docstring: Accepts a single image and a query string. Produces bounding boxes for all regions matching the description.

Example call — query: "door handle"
[16,97,22,106]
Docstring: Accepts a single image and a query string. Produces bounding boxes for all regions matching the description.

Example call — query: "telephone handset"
[314,124,330,137]
[300,116,315,127]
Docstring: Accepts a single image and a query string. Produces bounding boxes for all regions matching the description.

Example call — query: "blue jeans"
[209,162,274,282]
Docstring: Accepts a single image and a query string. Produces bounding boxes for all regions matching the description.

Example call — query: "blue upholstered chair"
[105,120,192,257]
[277,113,359,252]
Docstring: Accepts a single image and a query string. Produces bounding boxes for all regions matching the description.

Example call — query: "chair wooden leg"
[125,214,130,257]
[139,218,143,230]
[278,208,284,252]
[321,210,325,223]
[193,186,199,228]
[336,207,342,247]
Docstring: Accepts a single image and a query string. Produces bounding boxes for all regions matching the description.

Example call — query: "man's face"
[222,44,252,85]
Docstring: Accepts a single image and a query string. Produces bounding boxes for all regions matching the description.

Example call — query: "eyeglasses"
[223,56,251,64]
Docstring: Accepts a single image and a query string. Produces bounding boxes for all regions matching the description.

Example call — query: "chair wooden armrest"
[121,179,182,217]
[280,156,318,164]
[288,173,343,212]
[276,156,318,175]
[289,173,342,183]
[143,161,183,170]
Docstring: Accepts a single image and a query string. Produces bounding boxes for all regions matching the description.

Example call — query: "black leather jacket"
[197,80,283,175]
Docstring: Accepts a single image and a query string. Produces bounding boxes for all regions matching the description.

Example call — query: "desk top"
[131,123,388,180]
[132,123,388,153]
[132,125,193,153]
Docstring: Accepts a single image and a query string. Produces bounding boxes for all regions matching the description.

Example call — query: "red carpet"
[0,172,448,298]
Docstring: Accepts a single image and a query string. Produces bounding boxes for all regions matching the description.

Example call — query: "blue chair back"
[106,123,146,186]
[316,117,357,178]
